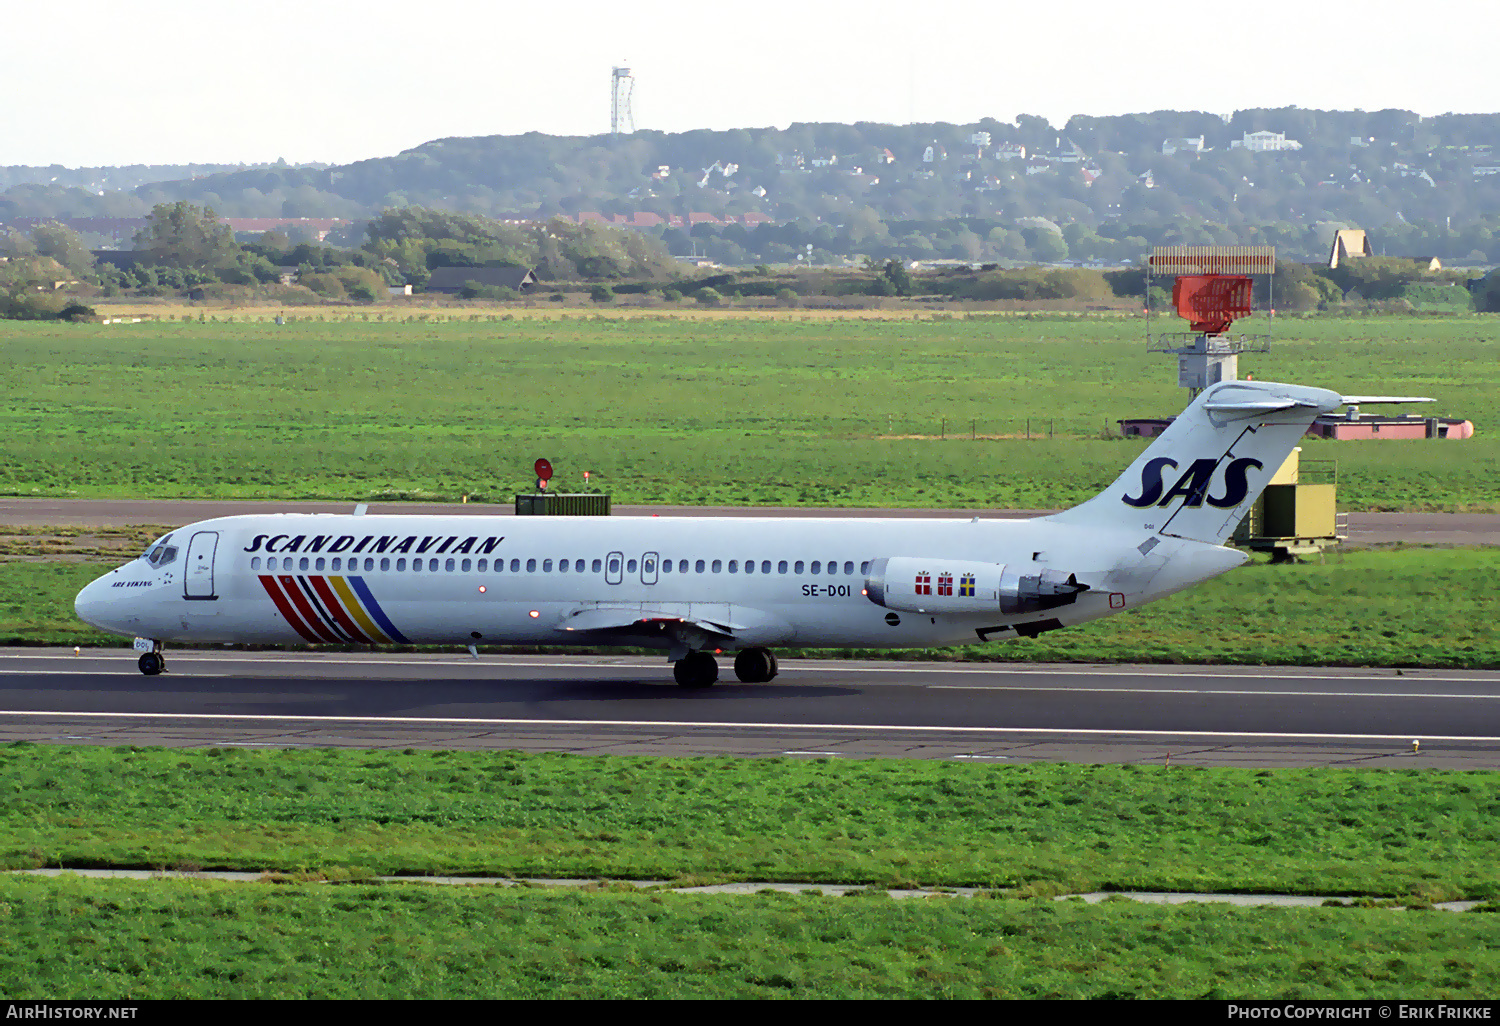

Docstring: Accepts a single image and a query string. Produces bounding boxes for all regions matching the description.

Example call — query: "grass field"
[2,312,1496,510]
[4,744,1500,998]
[4,744,1497,897]
[3,876,1497,999]
[11,547,1500,668]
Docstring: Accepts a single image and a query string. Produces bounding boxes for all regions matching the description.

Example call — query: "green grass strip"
[4,745,1498,900]
[1,877,1497,998]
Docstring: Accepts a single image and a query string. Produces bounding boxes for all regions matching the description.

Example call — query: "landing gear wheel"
[138,652,165,676]
[734,648,778,683]
[673,651,719,688]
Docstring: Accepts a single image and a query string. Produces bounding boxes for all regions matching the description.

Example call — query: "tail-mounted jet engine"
[864,557,1089,616]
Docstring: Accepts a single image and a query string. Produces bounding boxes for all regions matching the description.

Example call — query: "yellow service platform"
[1232,448,1343,560]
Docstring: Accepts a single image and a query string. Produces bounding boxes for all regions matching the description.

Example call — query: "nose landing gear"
[135,638,165,676]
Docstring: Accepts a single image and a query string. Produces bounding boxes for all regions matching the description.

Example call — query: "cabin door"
[184,531,219,600]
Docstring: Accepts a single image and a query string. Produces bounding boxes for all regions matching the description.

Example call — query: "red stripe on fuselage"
[258,575,321,642]
[278,575,342,642]
[291,576,352,642]
[308,576,374,643]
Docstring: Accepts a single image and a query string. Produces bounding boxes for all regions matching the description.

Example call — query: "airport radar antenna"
[1146,245,1275,398]
[611,66,635,136]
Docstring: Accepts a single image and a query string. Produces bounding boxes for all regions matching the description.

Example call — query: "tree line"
[0,202,681,315]
[4,200,1497,318]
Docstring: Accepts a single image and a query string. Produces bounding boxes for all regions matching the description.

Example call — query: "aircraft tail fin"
[1043,380,1345,545]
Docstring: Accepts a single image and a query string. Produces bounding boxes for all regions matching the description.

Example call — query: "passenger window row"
[249,555,873,576]
[652,559,867,575]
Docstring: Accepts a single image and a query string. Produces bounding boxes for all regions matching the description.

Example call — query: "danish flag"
[915,572,931,595]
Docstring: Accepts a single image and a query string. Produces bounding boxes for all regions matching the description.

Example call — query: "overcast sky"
[9,0,1496,168]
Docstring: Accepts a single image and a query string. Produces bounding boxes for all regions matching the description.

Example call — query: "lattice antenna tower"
[611,66,635,136]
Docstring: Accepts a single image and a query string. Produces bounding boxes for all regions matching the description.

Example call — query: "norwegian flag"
[937,574,953,596]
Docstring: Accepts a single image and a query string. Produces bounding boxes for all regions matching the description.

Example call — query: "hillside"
[4,108,1500,266]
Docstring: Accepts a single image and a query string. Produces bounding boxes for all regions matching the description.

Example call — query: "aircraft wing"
[556,603,737,639]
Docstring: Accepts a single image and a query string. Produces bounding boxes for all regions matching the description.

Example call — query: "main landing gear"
[138,651,166,676]
[673,651,718,688]
[733,647,778,684]
[671,648,779,688]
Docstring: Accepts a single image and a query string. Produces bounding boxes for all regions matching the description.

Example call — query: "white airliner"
[73,380,1425,686]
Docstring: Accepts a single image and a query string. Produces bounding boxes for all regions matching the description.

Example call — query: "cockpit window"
[142,533,179,569]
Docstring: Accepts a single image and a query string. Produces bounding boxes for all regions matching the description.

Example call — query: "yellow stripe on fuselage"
[330,576,390,643]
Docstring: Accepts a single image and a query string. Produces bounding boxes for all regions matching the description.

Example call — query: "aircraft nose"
[74,576,108,629]
[74,572,136,636]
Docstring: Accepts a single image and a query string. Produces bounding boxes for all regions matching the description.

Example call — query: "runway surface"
[2,498,1496,546]
[3,649,1497,769]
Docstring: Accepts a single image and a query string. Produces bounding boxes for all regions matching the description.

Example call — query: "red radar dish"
[534,458,554,483]
[1172,275,1252,335]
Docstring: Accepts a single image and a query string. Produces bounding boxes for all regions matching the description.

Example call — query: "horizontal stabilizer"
[1340,395,1435,405]
[1201,398,1316,415]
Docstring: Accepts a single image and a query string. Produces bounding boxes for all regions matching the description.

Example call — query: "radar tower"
[1146,245,1275,398]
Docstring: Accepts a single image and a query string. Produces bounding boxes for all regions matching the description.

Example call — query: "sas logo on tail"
[1123,457,1263,509]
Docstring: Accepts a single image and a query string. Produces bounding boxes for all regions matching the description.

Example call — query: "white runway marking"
[928,685,1500,700]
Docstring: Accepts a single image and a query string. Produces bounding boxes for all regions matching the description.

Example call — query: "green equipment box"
[514,493,611,516]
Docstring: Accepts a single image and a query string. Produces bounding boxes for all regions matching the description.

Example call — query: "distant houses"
[570,211,775,230]
[423,266,537,294]
[1161,136,1205,156]
[1327,229,1373,268]
[1231,130,1302,152]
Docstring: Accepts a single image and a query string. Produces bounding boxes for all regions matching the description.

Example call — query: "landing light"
[478,586,487,593]
[529,610,540,618]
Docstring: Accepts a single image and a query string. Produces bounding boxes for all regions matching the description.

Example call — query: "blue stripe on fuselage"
[347,576,412,645]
